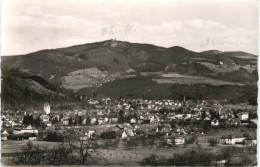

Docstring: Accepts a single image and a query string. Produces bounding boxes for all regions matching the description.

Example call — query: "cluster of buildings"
[219,135,257,146]
[1,98,257,147]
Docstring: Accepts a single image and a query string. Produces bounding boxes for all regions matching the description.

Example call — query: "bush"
[45,132,64,142]
[141,149,217,166]
[100,131,116,139]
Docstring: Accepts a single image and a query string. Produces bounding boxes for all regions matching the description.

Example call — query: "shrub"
[45,132,64,142]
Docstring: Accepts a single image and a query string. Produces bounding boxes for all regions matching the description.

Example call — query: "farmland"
[2,128,256,166]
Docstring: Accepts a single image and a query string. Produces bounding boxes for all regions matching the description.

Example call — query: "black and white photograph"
[1,0,258,166]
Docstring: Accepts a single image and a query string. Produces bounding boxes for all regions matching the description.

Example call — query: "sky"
[1,0,258,55]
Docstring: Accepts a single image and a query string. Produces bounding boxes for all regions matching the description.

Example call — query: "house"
[166,137,174,145]
[43,121,52,127]
[91,118,97,124]
[11,121,22,127]
[116,124,124,130]
[211,119,219,126]
[235,137,245,144]
[215,160,227,167]
[1,134,8,141]
[149,115,155,123]
[226,135,236,145]
[2,130,9,135]
[98,118,106,125]
[130,118,137,124]
[135,129,144,136]
[3,122,11,128]
[1,131,9,141]
[13,125,23,134]
[219,135,236,145]
[110,118,118,123]
[251,119,258,124]
[79,136,88,141]
[41,114,50,122]
[238,112,249,121]
[244,137,257,146]
[121,129,134,138]
[160,127,171,135]
[175,114,183,120]
[229,118,241,126]
[219,136,226,144]
[85,130,95,138]
[28,134,37,140]
[122,131,128,138]
[62,117,70,125]
[184,114,191,119]
[176,128,187,135]
[20,125,39,134]
[175,137,185,145]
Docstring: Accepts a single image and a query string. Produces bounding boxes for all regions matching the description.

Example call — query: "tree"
[23,114,34,125]
[133,113,138,120]
[33,117,41,127]
[142,154,159,166]
[68,117,73,126]
[100,131,116,139]
[45,132,64,142]
[45,144,72,165]
[13,141,47,165]
[65,131,105,165]
[52,117,58,125]
[208,138,217,148]
[201,111,206,120]
[74,118,78,126]
[85,116,91,125]
[118,110,124,123]
[12,141,74,165]
[78,116,83,125]
[170,120,176,129]
[221,147,232,162]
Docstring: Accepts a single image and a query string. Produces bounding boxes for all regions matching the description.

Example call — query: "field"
[155,72,243,86]
[1,129,256,166]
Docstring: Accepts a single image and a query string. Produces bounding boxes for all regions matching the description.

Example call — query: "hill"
[1,39,258,105]
[1,68,74,110]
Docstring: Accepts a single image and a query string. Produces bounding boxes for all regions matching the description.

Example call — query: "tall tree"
[208,138,217,148]
[65,131,105,165]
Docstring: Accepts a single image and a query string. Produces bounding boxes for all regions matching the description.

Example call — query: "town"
[1,97,257,166]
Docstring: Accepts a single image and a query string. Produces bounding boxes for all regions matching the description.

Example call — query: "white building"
[211,119,219,126]
[175,137,185,145]
[219,136,236,145]
[40,114,50,122]
[238,112,249,121]
[44,103,51,114]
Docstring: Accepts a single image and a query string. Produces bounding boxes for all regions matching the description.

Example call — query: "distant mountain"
[2,39,258,105]
[200,50,223,55]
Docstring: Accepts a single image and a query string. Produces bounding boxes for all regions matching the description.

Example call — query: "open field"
[2,128,256,165]
[153,72,242,85]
